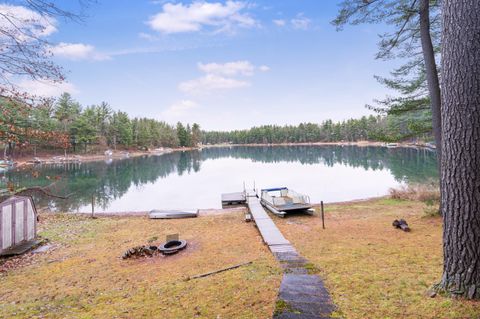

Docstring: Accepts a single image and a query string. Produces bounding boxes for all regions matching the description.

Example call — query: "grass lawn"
[0,212,281,319]
[275,198,480,319]
[1,198,479,318]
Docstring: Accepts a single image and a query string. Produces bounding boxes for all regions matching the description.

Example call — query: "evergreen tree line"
[2,92,432,156]
[1,93,202,155]
[202,113,432,145]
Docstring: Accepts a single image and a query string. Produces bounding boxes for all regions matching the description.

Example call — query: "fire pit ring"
[159,239,187,255]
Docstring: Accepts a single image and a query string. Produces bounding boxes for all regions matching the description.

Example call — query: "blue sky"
[16,0,399,130]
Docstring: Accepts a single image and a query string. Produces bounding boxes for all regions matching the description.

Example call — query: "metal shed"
[0,196,38,256]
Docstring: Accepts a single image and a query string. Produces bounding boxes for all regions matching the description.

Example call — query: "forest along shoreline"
[11,140,436,169]
[11,146,200,169]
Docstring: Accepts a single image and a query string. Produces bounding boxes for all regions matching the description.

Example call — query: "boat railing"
[262,190,310,206]
[303,195,311,204]
[286,190,310,205]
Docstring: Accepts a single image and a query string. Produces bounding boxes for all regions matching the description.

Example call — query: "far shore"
[11,146,199,169]
[8,140,435,169]
[203,140,434,149]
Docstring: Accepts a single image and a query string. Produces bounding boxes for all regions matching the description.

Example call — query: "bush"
[389,184,440,202]
[390,184,441,216]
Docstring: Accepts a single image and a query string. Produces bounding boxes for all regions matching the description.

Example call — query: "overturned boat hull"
[149,210,198,219]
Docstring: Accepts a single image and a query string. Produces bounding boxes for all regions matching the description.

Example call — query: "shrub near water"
[389,184,440,202]
[389,184,440,216]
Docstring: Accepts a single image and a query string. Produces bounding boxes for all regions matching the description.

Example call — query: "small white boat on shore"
[0,159,14,168]
[425,142,436,150]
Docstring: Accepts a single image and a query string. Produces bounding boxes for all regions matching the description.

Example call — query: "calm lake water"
[4,146,438,212]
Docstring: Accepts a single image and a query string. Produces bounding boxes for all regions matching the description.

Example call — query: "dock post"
[321,201,325,229]
[91,194,95,219]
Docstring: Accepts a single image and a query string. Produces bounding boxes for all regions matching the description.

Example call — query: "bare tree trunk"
[419,0,442,162]
[7,142,14,159]
[438,0,480,299]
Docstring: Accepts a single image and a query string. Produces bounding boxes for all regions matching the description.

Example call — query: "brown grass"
[2,199,479,319]
[0,212,281,319]
[389,184,440,203]
[275,198,480,319]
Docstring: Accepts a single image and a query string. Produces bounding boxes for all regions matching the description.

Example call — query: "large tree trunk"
[439,0,480,299]
[419,0,442,162]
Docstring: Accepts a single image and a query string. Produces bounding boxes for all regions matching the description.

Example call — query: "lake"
[4,146,438,212]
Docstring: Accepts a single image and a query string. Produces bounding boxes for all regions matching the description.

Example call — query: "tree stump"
[392,219,410,232]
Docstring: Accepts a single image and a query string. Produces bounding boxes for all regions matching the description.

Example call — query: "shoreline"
[203,140,435,149]
[38,196,390,217]
[62,207,247,217]
[9,141,435,169]
[11,146,199,169]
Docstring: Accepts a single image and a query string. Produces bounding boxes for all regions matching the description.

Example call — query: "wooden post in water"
[321,201,325,229]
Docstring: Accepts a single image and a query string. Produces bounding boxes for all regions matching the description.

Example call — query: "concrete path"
[273,250,335,319]
[246,192,335,318]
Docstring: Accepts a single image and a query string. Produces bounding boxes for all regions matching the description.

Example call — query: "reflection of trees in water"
[201,146,438,184]
[4,151,202,211]
[3,146,437,211]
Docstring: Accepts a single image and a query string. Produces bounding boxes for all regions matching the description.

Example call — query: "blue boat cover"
[261,187,288,192]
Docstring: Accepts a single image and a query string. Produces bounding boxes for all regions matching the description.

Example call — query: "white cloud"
[198,61,255,76]
[273,19,286,27]
[138,32,159,41]
[147,1,256,34]
[179,74,249,94]
[163,100,198,117]
[0,4,57,40]
[179,60,269,94]
[291,14,311,30]
[259,65,270,72]
[50,42,111,61]
[17,79,79,97]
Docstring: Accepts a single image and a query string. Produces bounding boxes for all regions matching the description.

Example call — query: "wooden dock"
[246,191,295,253]
[244,190,335,318]
[221,192,246,207]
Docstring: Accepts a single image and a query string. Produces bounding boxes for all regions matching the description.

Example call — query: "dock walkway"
[245,190,334,319]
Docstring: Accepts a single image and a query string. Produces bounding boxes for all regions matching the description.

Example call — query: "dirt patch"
[124,240,201,265]
[198,207,246,216]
